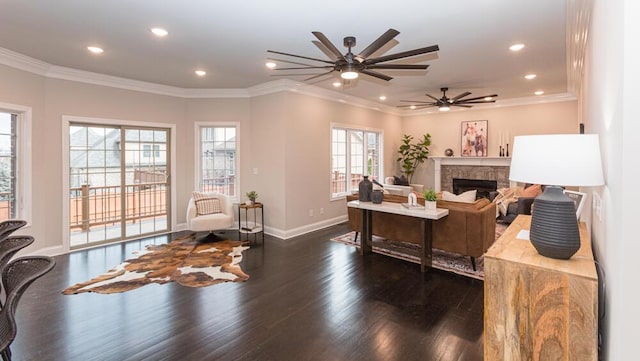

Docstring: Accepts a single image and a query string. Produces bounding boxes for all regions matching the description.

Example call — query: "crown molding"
[0,47,49,75]
[566,0,594,97]
[0,46,575,115]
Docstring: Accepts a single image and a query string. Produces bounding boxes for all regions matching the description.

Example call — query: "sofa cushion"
[192,191,222,215]
[438,197,489,211]
[520,184,543,198]
[442,190,477,203]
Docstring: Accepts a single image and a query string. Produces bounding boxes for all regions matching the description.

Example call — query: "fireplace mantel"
[431,156,512,192]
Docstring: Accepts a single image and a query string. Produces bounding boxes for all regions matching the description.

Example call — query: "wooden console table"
[484,215,598,360]
[347,200,448,272]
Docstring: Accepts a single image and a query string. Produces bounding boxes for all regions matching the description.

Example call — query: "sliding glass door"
[69,124,170,248]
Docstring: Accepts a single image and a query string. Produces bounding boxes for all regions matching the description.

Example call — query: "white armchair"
[186,191,235,241]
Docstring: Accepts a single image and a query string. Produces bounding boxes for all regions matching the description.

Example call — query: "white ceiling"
[0,0,577,109]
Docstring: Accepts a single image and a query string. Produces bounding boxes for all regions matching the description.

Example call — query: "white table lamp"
[509,134,604,259]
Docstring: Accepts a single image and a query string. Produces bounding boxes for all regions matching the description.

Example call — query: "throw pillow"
[442,190,477,203]
[394,175,410,186]
[521,184,543,198]
[192,191,222,215]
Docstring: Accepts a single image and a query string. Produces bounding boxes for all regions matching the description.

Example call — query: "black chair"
[0,256,55,361]
[0,221,27,242]
[0,237,35,308]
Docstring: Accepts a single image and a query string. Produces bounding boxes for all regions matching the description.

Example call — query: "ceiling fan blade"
[360,69,393,81]
[304,70,335,81]
[425,93,440,102]
[357,28,400,59]
[363,44,439,65]
[451,92,472,102]
[456,94,499,102]
[403,104,439,110]
[455,100,497,104]
[267,57,319,67]
[273,66,333,70]
[311,32,346,61]
[399,100,435,104]
[267,50,334,65]
[367,64,429,70]
[270,73,325,77]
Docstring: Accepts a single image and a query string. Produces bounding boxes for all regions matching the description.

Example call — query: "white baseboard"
[23,245,67,257]
[265,215,347,240]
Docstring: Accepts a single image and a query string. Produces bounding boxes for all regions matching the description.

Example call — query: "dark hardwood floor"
[12,223,484,361]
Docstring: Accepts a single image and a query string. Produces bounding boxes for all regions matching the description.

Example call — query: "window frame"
[194,122,240,202]
[330,123,383,200]
[0,102,32,224]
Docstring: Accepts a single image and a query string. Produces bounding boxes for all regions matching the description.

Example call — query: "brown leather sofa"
[346,193,496,270]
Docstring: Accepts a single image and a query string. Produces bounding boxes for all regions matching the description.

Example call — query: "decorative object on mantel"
[397,133,431,183]
[423,189,437,210]
[444,148,454,157]
[509,134,604,259]
[358,176,373,202]
[498,130,510,157]
[461,120,488,157]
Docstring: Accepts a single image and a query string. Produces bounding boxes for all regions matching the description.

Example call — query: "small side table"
[238,202,264,245]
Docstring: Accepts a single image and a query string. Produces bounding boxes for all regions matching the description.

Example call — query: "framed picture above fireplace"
[461,120,488,157]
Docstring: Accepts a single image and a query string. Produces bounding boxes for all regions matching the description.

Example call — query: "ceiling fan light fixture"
[341,70,358,80]
[439,105,450,112]
[484,96,494,101]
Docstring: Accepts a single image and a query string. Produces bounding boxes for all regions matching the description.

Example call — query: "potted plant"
[423,189,437,211]
[397,133,431,184]
[246,190,258,205]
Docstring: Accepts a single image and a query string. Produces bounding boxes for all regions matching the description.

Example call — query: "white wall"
[402,101,579,189]
[582,0,639,359]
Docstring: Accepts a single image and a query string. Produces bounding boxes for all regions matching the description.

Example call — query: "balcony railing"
[69,183,167,231]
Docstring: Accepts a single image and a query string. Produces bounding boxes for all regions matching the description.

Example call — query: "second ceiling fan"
[267,29,439,82]
[399,87,498,111]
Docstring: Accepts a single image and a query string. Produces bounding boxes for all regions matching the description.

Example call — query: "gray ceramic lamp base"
[529,186,581,259]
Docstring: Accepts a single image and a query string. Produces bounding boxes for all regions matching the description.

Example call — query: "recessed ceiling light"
[524,74,537,80]
[265,62,277,69]
[534,90,544,95]
[87,46,104,54]
[151,28,168,37]
[332,81,342,87]
[379,95,387,101]
[195,70,207,77]
[410,105,416,110]
[509,43,525,52]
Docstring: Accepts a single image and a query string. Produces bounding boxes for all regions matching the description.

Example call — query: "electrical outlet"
[309,209,314,217]
[592,192,603,221]
[253,168,258,175]
[320,208,324,214]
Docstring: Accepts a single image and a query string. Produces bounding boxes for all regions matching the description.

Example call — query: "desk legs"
[421,219,433,272]
[359,208,372,255]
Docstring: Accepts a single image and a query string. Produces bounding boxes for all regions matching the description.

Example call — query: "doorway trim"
[61,115,177,252]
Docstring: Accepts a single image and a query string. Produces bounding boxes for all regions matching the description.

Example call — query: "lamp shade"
[509,134,604,259]
[509,134,604,186]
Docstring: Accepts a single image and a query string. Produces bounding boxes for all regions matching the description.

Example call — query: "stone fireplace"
[431,156,512,194]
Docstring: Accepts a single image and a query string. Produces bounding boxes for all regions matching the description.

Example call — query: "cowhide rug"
[63,235,249,294]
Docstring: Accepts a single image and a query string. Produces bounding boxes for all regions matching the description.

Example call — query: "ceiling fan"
[267,29,439,82]
[398,87,498,111]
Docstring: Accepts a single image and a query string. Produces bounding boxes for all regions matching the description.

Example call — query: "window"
[0,104,30,223]
[331,125,382,198]
[0,112,17,220]
[198,124,238,198]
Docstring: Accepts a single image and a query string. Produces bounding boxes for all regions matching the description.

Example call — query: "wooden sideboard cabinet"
[484,215,598,360]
